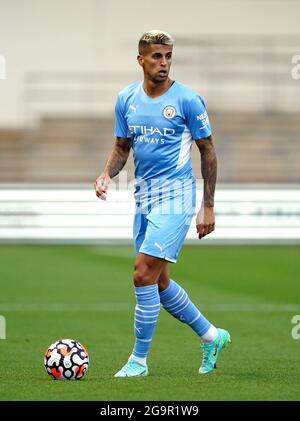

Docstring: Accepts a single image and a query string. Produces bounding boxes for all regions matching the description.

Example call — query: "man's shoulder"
[174,81,204,102]
[118,81,141,100]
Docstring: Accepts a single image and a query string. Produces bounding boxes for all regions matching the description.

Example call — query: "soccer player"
[94,30,231,377]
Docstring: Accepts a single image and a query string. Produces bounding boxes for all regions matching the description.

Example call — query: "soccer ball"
[44,339,89,380]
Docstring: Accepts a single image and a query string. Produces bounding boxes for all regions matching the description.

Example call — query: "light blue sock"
[132,284,160,359]
[159,279,211,336]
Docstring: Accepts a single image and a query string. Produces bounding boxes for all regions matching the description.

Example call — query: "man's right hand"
[94,173,111,200]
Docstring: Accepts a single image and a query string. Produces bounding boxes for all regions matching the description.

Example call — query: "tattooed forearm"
[103,138,131,178]
[195,136,217,207]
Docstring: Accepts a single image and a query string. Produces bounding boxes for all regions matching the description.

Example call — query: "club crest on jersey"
[163,105,176,119]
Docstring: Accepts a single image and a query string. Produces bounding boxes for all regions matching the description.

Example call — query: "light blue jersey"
[114,81,212,262]
[114,81,212,185]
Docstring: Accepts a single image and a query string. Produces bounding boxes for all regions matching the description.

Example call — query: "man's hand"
[94,137,131,200]
[94,173,111,200]
[196,205,215,239]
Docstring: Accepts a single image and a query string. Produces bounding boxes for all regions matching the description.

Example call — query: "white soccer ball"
[44,339,89,380]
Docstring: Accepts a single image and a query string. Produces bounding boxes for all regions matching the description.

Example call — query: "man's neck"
[143,78,173,98]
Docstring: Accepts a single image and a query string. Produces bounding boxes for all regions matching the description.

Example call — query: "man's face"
[137,44,173,83]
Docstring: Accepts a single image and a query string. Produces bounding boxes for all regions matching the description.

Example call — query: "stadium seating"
[0,111,299,183]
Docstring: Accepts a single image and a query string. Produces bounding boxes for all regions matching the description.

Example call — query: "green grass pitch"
[0,244,299,401]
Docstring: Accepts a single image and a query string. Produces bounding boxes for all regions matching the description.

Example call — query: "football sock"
[129,354,147,366]
[159,279,217,342]
[201,325,219,343]
[132,284,160,359]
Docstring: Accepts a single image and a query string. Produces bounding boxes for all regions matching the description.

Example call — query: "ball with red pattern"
[44,339,89,380]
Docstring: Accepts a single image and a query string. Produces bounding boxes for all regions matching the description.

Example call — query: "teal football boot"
[199,328,231,374]
[114,359,149,378]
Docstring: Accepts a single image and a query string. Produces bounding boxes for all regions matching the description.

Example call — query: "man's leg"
[157,267,217,341]
[114,252,167,377]
[157,268,231,374]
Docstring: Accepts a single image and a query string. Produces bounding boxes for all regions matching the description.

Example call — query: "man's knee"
[133,260,155,287]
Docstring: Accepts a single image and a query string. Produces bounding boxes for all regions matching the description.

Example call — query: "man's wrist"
[101,171,110,179]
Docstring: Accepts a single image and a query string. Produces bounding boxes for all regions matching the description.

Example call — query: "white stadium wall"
[0,0,300,126]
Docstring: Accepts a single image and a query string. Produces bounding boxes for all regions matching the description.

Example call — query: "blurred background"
[0,0,300,244]
[0,0,300,401]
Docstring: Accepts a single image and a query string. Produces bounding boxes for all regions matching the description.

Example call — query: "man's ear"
[137,54,144,67]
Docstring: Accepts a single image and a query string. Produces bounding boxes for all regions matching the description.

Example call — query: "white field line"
[0,303,299,312]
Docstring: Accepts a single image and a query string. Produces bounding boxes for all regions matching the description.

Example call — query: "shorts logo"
[163,105,176,119]
[154,242,163,252]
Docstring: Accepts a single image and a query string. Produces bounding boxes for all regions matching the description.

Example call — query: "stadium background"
[0,0,299,401]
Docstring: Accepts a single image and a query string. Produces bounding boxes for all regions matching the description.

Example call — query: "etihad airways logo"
[128,125,175,136]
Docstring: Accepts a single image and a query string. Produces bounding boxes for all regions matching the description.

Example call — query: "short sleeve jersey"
[114,81,212,184]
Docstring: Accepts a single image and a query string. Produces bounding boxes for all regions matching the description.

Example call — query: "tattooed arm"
[94,137,131,200]
[194,135,217,239]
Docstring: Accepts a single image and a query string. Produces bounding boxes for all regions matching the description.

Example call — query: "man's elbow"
[196,135,215,153]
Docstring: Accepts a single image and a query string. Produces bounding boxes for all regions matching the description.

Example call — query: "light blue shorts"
[133,179,196,263]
